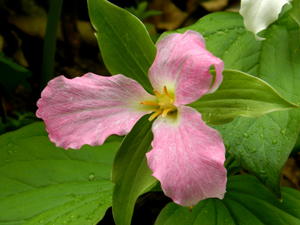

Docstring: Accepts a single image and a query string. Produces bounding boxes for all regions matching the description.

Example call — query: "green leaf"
[87,0,156,92]
[168,12,300,193]
[0,122,122,225]
[112,116,157,225]
[289,0,300,27]
[155,175,300,225]
[190,69,297,124]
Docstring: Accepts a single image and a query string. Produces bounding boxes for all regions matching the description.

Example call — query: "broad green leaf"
[112,116,157,225]
[87,0,155,92]
[0,122,122,225]
[240,0,290,39]
[155,175,300,225]
[190,69,297,124]
[166,12,300,193]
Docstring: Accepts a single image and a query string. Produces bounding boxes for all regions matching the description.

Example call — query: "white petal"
[240,0,291,39]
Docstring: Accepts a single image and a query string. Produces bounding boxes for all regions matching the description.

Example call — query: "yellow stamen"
[140,101,159,106]
[153,90,161,97]
[149,109,162,121]
[145,86,177,121]
[163,86,171,97]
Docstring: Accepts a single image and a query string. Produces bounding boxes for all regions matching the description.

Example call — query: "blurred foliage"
[0,53,31,92]
[0,53,36,134]
[0,112,37,134]
[126,1,161,21]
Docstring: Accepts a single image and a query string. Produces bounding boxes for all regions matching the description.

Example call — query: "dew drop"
[243,133,249,138]
[85,216,93,222]
[88,173,95,181]
[70,193,76,198]
[272,139,278,144]
[259,170,267,179]
[280,129,286,135]
[216,31,225,35]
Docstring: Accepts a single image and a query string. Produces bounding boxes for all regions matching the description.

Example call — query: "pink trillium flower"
[36,30,227,206]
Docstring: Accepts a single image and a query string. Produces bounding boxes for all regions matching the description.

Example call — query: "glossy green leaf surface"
[112,116,156,225]
[87,0,155,92]
[169,11,300,193]
[191,69,297,124]
[155,175,300,225]
[290,0,300,26]
[0,122,122,225]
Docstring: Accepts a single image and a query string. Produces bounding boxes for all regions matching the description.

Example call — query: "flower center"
[140,86,177,121]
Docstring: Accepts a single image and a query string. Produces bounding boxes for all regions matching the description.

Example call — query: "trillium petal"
[240,0,290,39]
[149,30,224,105]
[37,73,154,149]
[146,106,227,206]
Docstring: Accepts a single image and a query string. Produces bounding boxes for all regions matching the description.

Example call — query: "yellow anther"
[153,90,161,97]
[163,86,171,97]
[146,86,177,121]
[140,101,159,106]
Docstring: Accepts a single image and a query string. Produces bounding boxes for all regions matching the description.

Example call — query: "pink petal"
[146,106,227,206]
[36,73,154,149]
[149,30,224,105]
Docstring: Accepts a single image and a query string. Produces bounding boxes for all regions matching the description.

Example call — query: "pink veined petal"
[148,30,224,105]
[146,106,227,206]
[36,73,154,149]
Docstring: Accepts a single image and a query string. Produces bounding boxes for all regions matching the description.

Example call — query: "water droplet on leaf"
[8,150,13,155]
[280,129,286,135]
[243,133,249,138]
[88,173,95,181]
[259,170,267,179]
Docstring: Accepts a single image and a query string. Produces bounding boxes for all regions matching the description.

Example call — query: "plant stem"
[41,0,63,87]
